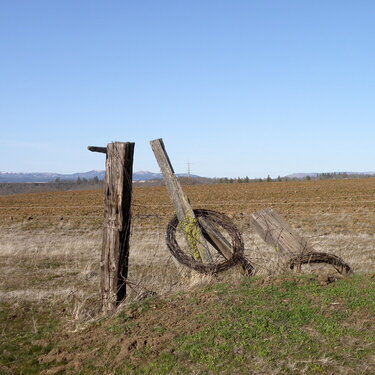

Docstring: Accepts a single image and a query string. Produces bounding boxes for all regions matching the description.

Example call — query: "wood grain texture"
[251,208,314,258]
[150,138,213,263]
[100,142,134,314]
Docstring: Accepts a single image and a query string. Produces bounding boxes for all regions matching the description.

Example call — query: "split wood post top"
[150,138,213,263]
[88,142,134,315]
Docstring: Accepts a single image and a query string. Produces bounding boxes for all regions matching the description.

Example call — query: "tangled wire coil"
[166,209,253,274]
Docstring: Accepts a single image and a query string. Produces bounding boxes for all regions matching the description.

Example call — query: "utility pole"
[187,161,191,182]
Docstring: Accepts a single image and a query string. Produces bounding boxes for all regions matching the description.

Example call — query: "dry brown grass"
[0,223,373,318]
[1,179,374,375]
[0,178,374,322]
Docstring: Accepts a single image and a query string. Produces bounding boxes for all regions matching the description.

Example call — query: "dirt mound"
[38,274,375,375]
[39,289,221,374]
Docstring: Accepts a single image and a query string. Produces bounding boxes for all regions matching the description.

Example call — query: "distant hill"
[0,170,105,183]
[1,169,374,184]
[133,171,201,181]
[286,173,319,179]
[0,170,199,183]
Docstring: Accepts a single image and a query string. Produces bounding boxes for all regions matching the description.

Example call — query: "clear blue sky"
[1,1,374,178]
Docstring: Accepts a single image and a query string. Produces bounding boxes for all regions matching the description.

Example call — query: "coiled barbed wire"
[166,209,254,274]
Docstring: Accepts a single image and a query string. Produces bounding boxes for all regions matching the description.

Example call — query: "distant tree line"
[314,172,373,180]
[216,175,287,184]
[54,176,103,185]
[215,172,374,184]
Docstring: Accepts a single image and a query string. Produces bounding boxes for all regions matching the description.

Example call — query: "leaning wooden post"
[88,142,135,314]
[150,138,213,263]
[251,208,352,274]
[150,138,252,274]
[251,208,315,259]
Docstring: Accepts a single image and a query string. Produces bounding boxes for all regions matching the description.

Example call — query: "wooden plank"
[198,218,232,258]
[251,208,314,257]
[150,138,212,263]
[100,142,134,314]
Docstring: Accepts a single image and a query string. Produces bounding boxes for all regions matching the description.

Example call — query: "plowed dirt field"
[1,178,374,234]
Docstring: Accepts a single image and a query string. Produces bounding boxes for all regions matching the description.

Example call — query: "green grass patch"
[0,302,60,375]
[4,274,375,375]
[116,274,375,374]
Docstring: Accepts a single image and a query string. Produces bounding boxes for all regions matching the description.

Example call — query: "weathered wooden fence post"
[251,207,352,274]
[150,138,213,263]
[150,138,253,275]
[88,142,135,314]
[251,208,314,258]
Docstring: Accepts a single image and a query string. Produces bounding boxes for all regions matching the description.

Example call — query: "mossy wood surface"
[150,138,213,263]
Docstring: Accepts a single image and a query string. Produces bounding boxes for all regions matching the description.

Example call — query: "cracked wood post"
[251,208,315,259]
[88,142,134,314]
[150,138,212,263]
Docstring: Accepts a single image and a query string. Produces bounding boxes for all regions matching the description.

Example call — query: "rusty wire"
[166,209,254,274]
[288,251,352,274]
